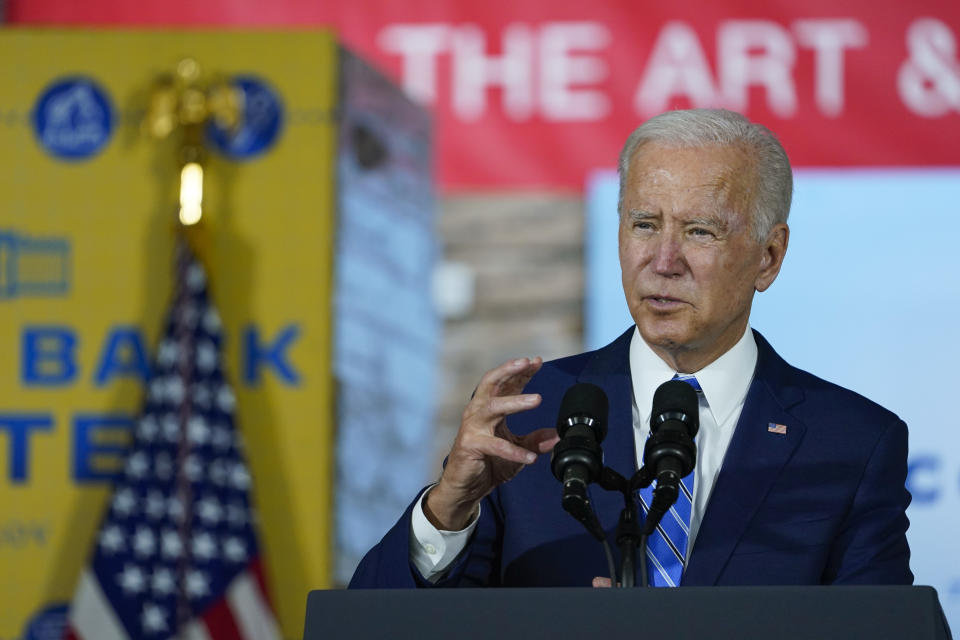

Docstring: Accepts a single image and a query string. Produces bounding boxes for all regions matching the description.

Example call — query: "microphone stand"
[559,478,618,585]
[598,465,655,587]
[560,464,682,587]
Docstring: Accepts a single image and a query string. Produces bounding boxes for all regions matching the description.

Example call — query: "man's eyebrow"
[627,209,657,221]
[684,213,729,231]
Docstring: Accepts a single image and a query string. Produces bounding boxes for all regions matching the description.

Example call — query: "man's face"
[618,142,787,370]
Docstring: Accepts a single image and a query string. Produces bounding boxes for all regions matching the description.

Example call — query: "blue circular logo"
[22,603,68,640]
[208,76,284,160]
[32,77,114,160]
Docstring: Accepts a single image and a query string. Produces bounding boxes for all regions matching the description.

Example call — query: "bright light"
[179,162,204,226]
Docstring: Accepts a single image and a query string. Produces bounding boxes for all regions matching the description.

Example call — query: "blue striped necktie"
[637,373,701,587]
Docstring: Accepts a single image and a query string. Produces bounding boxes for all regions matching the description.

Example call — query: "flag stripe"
[201,593,245,640]
[70,569,131,640]
[228,569,283,640]
[249,556,274,611]
[183,619,214,640]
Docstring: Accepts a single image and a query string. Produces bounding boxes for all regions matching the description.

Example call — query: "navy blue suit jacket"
[350,329,913,588]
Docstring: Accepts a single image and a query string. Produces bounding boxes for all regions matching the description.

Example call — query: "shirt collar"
[628,325,758,429]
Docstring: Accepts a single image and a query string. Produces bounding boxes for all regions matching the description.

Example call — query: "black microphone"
[551,383,608,539]
[642,379,699,535]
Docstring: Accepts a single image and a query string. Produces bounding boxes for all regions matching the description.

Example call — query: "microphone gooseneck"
[642,379,699,535]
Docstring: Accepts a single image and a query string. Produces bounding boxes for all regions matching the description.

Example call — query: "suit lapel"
[682,332,807,586]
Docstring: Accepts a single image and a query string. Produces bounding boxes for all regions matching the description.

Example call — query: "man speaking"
[349,109,912,588]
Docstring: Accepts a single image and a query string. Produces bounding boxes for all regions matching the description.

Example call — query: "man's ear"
[755,223,789,293]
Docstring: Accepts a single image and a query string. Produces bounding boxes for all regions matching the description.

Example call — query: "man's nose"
[650,235,685,276]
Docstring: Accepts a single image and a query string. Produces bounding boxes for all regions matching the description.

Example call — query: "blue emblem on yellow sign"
[21,602,68,640]
[32,77,114,160]
[207,76,284,160]
[0,231,71,300]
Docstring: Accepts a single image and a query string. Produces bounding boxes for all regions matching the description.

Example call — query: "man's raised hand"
[423,357,559,531]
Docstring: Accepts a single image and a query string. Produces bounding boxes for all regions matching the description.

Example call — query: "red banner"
[9,0,960,189]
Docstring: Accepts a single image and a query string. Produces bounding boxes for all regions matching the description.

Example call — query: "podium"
[303,586,951,639]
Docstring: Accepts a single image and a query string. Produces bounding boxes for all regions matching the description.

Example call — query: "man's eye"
[634,221,654,230]
[690,227,715,238]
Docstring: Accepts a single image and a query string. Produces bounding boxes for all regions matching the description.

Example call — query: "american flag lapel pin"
[768,422,788,435]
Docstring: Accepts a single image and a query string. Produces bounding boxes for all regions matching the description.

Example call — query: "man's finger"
[473,394,541,421]
[496,356,543,396]
[470,434,538,465]
[474,357,542,399]
[517,427,560,454]
[474,358,533,396]
[592,577,613,588]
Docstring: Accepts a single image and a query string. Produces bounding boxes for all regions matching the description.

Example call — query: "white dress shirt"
[410,325,758,581]
[629,325,757,558]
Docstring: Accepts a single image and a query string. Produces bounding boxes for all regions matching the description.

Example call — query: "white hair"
[617,109,792,241]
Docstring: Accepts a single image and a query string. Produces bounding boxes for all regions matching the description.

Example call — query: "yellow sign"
[0,30,337,639]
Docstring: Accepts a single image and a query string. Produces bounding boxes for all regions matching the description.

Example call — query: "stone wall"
[431,193,586,474]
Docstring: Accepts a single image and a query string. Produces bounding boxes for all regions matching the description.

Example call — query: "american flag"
[67,241,281,640]
[768,422,788,435]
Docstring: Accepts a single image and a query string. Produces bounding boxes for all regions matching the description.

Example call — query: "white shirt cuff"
[409,486,479,583]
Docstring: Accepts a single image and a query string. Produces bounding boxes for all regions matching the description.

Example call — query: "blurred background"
[1,1,958,638]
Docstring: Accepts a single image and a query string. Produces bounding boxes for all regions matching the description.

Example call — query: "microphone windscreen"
[556,382,608,440]
[651,380,699,431]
